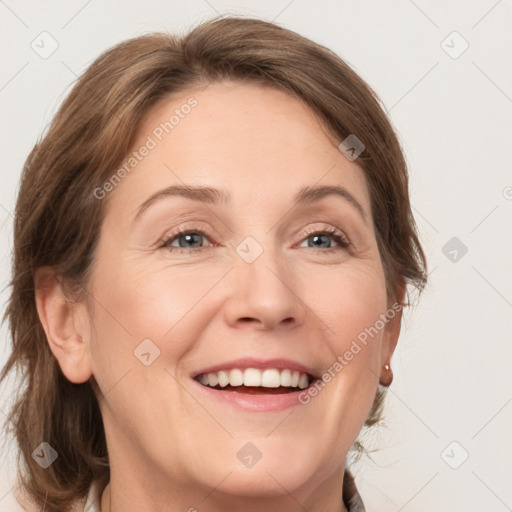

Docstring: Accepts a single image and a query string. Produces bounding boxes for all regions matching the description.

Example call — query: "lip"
[191,357,320,379]
[191,377,313,412]
[190,357,318,412]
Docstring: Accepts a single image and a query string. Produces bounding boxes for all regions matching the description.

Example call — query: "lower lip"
[192,379,309,412]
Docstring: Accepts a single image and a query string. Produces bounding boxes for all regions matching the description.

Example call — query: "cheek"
[87,258,218,379]
[291,264,388,466]
[307,262,388,348]
[301,262,387,411]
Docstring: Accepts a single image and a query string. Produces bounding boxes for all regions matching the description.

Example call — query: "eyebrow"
[133,184,367,224]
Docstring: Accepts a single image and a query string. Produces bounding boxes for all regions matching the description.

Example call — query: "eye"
[159,227,214,253]
[158,224,350,254]
[297,225,350,251]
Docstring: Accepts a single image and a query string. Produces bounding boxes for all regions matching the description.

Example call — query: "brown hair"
[1,15,427,511]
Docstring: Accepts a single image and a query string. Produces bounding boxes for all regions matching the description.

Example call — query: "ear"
[34,266,93,384]
[380,283,406,372]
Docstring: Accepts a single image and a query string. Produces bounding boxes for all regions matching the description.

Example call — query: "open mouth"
[195,368,314,395]
[191,359,319,413]
[194,368,315,394]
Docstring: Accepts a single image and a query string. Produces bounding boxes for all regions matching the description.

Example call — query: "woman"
[1,15,427,512]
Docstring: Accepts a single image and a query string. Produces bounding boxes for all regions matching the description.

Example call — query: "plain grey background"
[1,1,511,511]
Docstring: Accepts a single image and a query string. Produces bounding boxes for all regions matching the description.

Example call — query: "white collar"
[83,479,104,512]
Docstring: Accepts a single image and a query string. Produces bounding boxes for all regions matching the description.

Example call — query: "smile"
[195,368,312,391]
[191,358,319,411]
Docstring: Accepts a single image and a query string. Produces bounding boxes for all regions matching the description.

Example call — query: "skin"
[35,80,403,512]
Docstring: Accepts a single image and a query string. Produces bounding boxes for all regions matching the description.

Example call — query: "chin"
[187,436,334,498]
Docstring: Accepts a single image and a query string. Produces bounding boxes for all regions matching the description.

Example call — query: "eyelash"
[158,224,351,254]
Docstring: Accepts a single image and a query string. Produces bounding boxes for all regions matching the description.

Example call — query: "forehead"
[105,80,371,217]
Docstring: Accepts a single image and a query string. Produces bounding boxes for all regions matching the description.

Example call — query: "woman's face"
[82,81,400,506]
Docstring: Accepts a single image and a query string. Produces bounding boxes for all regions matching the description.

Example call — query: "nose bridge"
[225,233,305,329]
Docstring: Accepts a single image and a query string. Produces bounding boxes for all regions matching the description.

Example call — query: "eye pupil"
[309,234,330,248]
[180,233,202,248]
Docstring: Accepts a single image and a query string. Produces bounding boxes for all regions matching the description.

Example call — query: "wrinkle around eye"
[284,209,374,252]
[128,201,376,256]
[129,205,229,247]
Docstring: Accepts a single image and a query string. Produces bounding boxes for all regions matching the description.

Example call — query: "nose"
[223,242,307,331]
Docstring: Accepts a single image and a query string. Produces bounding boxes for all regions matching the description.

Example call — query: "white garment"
[83,479,103,512]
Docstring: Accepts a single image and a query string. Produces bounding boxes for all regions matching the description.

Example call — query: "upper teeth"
[197,368,310,389]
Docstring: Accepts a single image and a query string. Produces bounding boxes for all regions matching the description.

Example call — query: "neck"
[99,470,350,512]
